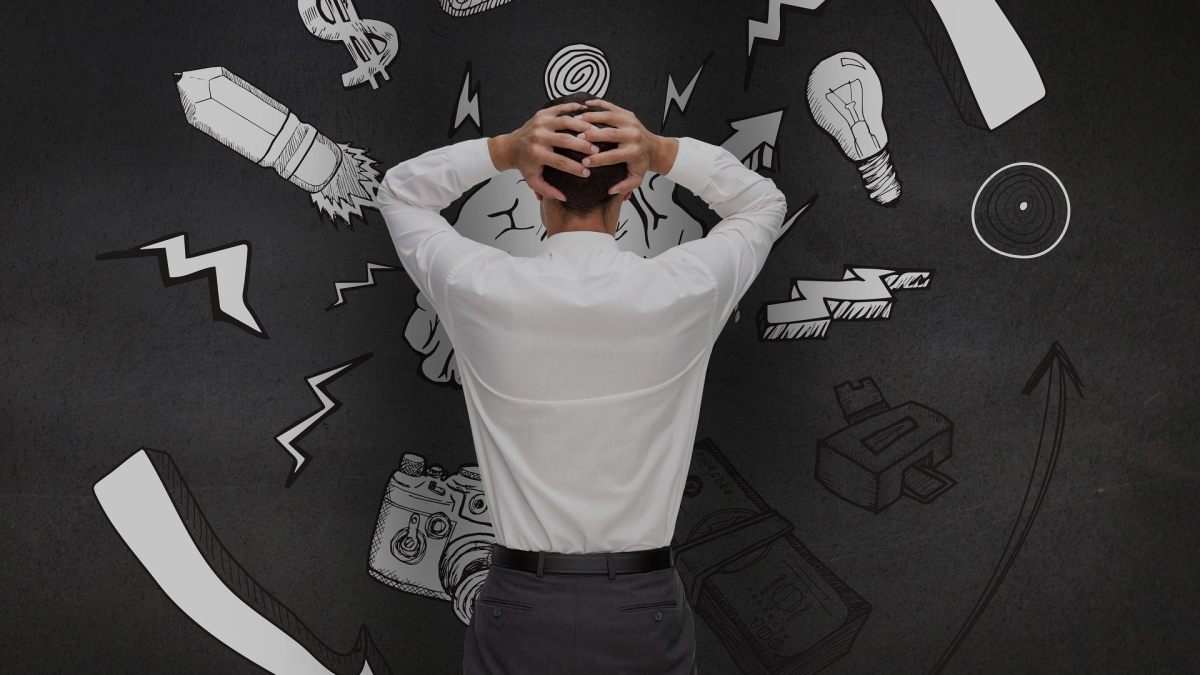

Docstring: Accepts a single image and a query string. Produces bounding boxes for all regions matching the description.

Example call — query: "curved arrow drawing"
[928,342,1083,674]
[95,448,392,675]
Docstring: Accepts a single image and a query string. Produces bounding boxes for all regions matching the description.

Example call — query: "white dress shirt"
[376,136,787,553]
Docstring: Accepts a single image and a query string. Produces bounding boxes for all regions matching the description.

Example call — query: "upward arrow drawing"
[929,342,1083,674]
[720,108,787,172]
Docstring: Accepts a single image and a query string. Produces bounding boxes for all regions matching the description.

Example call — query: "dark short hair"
[540,92,628,215]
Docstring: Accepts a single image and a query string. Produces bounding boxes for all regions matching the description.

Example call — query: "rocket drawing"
[175,66,380,228]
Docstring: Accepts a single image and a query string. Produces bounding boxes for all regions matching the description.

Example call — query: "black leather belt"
[490,544,674,579]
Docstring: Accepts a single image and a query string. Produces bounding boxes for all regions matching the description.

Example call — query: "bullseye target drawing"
[971,162,1070,259]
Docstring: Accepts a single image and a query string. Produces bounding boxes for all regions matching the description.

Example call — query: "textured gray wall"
[2,0,1197,673]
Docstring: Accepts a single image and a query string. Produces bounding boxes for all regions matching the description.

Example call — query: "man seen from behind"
[374,91,788,674]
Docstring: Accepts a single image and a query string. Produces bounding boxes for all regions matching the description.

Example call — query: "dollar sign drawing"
[298,0,399,90]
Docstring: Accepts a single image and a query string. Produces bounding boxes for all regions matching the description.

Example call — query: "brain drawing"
[405,169,705,386]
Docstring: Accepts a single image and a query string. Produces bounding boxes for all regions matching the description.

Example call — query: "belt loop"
[536,551,545,578]
[606,552,615,580]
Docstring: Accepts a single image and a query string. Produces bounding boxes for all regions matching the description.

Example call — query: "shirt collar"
[543,230,619,253]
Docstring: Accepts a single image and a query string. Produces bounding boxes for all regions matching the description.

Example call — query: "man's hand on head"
[488,102,598,202]
[577,100,680,195]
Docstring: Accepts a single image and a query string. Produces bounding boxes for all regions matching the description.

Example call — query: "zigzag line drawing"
[326,262,401,310]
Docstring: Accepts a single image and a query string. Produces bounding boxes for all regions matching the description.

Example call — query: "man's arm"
[375,138,502,315]
[580,100,787,333]
[376,102,596,314]
[661,138,787,330]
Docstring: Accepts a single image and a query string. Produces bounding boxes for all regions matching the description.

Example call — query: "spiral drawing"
[971,162,1070,259]
[544,43,610,99]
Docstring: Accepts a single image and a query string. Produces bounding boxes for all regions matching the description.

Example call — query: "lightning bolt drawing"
[276,352,373,487]
[745,0,829,90]
[326,262,401,310]
[731,193,818,327]
[719,108,787,172]
[776,193,819,243]
[661,52,713,133]
[449,61,482,137]
[96,232,266,338]
[757,266,933,341]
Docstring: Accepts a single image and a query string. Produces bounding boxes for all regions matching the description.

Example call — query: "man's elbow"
[757,181,788,229]
[374,166,404,207]
[771,185,788,217]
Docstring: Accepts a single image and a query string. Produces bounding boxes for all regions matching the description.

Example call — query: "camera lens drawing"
[971,162,1070,259]
[367,451,494,625]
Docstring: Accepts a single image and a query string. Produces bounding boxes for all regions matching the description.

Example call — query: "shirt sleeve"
[657,136,788,338]
[374,137,505,316]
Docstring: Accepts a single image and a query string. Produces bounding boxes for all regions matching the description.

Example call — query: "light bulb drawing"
[807,52,902,206]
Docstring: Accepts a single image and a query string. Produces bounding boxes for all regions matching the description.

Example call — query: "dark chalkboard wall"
[2,0,1198,673]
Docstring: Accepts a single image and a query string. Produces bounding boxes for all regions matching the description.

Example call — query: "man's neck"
[545,212,616,237]
[548,222,611,237]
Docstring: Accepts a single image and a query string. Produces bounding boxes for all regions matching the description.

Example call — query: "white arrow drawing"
[95,448,390,675]
[720,108,787,172]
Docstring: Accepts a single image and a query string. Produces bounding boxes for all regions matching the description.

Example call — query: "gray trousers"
[463,564,698,674]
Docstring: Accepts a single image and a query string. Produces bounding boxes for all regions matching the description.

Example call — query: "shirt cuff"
[449,137,502,188]
[663,137,718,194]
